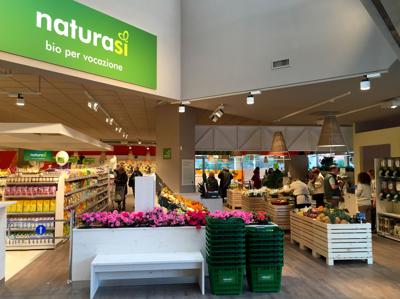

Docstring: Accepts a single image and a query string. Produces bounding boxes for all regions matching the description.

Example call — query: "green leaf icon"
[118,30,129,43]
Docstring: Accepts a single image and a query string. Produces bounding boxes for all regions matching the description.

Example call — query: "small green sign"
[24,150,53,161]
[163,148,172,160]
[0,0,157,89]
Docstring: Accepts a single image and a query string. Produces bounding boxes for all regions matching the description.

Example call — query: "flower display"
[79,208,269,228]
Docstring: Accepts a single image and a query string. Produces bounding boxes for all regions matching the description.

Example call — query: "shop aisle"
[1,236,400,298]
[5,250,45,280]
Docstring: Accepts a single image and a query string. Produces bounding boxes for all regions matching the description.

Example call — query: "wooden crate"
[290,212,373,266]
[226,189,243,209]
[241,196,266,212]
[266,201,293,230]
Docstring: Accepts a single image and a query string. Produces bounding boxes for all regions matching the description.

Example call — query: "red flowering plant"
[186,210,209,229]
[253,211,271,224]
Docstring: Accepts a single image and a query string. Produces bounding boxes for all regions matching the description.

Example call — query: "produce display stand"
[242,196,267,212]
[266,201,293,230]
[227,189,243,210]
[290,212,373,266]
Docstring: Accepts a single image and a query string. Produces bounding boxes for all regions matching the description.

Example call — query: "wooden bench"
[90,252,205,298]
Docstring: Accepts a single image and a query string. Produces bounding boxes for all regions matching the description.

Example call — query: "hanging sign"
[56,151,69,166]
[0,0,157,89]
[23,150,53,161]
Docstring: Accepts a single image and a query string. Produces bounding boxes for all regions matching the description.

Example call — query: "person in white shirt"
[355,172,372,223]
[309,168,325,207]
[289,178,311,209]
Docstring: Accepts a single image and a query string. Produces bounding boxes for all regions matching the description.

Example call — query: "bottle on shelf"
[393,158,400,180]
[379,159,387,178]
[385,159,394,179]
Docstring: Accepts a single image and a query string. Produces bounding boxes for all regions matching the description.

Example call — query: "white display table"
[72,226,206,281]
[0,201,16,283]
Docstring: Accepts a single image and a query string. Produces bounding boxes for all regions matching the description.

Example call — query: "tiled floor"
[1,234,400,298]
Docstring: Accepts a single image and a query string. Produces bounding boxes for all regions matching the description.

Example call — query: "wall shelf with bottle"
[376,157,400,242]
[3,168,110,250]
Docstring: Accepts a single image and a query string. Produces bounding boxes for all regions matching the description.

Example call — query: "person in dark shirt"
[251,167,262,189]
[207,171,219,192]
[114,165,128,210]
[128,166,143,195]
[218,167,233,201]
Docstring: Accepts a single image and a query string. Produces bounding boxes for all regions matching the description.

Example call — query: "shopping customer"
[207,171,219,192]
[289,178,312,209]
[251,167,262,189]
[218,167,233,202]
[310,168,325,207]
[355,172,372,223]
[368,169,377,231]
[114,164,128,210]
[128,166,143,196]
[324,165,342,208]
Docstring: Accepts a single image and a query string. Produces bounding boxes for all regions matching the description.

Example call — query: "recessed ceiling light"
[16,94,24,106]
[146,147,149,150]
[138,140,142,145]
[360,76,370,91]
[178,104,185,113]
[246,93,255,105]
[250,90,261,95]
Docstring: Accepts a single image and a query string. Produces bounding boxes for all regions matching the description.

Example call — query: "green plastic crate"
[206,217,245,225]
[208,265,245,295]
[206,248,246,256]
[247,265,282,293]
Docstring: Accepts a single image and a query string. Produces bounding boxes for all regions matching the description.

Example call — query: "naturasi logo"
[36,11,129,56]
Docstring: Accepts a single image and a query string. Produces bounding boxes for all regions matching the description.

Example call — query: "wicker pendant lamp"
[317,115,346,147]
[270,131,288,153]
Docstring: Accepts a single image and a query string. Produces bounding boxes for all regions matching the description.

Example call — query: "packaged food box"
[36,200,44,212]
[30,200,37,212]
[50,199,56,212]
[43,200,50,212]
[23,200,31,213]
[16,201,24,213]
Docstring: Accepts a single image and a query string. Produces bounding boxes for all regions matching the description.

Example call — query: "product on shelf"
[297,206,353,224]
[158,187,206,211]
[244,187,268,198]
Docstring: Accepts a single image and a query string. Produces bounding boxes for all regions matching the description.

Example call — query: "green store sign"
[0,0,157,89]
[24,150,53,161]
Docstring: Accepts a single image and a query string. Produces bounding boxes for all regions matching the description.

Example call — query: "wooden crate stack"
[290,212,373,266]
[266,201,293,230]
[241,196,266,212]
[226,189,243,209]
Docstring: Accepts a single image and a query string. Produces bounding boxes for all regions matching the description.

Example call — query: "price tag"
[35,225,46,235]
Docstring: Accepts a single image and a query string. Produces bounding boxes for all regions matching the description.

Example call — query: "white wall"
[78,0,181,100]
[181,0,397,100]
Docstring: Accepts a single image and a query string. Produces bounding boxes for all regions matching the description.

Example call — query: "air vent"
[272,58,290,70]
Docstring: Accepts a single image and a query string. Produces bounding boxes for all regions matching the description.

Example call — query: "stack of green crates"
[206,217,246,295]
[245,225,284,292]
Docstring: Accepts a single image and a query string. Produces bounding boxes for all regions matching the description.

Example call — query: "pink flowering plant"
[79,208,267,228]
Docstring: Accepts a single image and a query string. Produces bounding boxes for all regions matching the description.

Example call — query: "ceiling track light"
[118,127,122,133]
[360,76,370,91]
[88,100,99,111]
[115,127,118,132]
[246,93,255,105]
[16,93,25,106]
[209,104,225,123]
[178,104,185,113]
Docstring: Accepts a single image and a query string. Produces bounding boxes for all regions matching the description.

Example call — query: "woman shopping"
[355,172,372,223]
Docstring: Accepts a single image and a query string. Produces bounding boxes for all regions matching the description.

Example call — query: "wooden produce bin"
[266,201,293,230]
[226,189,243,209]
[290,212,373,266]
[242,196,266,212]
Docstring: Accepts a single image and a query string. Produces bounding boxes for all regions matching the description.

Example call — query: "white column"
[0,202,16,282]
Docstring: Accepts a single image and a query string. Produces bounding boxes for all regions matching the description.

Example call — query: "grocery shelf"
[79,197,109,214]
[98,204,109,212]
[5,181,58,185]
[378,212,400,219]
[4,195,56,199]
[65,193,98,210]
[6,244,55,250]
[8,227,55,232]
[8,212,55,216]
[97,189,108,196]
[97,182,108,187]
[65,175,97,182]
[65,185,97,196]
